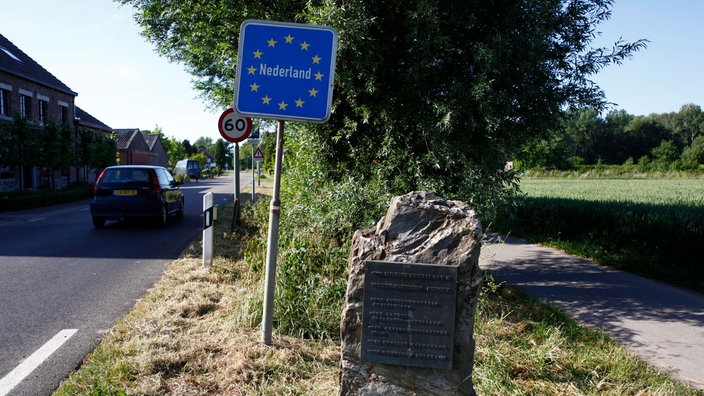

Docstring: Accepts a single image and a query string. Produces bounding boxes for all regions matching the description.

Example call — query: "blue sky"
[592,0,704,116]
[3,1,702,143]
[3,1,215,143]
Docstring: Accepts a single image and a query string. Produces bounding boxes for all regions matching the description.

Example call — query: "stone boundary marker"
[339,191,483,396]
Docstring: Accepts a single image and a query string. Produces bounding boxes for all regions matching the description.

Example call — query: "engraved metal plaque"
[361,260,457,369]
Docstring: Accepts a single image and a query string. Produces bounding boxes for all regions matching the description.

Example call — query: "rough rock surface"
[339,191,483,395]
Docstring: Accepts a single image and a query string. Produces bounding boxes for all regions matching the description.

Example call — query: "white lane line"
[0,329,78,396]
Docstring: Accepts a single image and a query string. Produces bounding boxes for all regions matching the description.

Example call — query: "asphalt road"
[0,173,247,396]
[480,234,704,391]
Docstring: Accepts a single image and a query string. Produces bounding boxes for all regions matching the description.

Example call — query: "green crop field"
[519,178,704,206]
[493,177,704,293]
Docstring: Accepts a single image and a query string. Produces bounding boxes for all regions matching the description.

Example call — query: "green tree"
[37,121,76,189]
[35,121,60,189]
[77,127,97,180]
[623,115,671,162]
[680,135,704,169]
[149,125,185,165]
[602,109,635,164]
[164,135,187,165]
[563,108,605,164]
[94,133,118,170]
[3,117,38,192]
[212,138,228,169]
[78,128,116,173]
[650,140,679,170]
[193,136,214,154]
[673,103,704,145]
[119,0,646,215]
[190,152,208,168]
[239,143,253,170]
[260,131,277,172]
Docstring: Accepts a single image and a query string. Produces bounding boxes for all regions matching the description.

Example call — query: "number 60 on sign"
[218,108,253,143]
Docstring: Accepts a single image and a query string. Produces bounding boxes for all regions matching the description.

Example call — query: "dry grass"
[55,251,339,396]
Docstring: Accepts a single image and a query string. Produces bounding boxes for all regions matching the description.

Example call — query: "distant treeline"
[516,104,704,171]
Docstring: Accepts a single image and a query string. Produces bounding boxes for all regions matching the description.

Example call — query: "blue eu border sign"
[234,20,338,123]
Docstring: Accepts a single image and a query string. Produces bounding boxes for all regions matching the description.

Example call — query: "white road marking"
[0,329,78,396]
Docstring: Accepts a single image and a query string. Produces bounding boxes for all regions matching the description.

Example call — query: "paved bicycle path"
[479,234,704,391]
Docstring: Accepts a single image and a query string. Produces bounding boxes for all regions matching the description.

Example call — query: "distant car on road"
[89,165,184,228]
[174,159,202,181]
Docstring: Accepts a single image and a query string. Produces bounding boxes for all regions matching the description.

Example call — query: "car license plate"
[114,189,137,196]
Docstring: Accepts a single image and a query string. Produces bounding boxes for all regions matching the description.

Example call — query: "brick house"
[143,132,169,167]
[0,33,170,192]
[76,106,114,183]
[114,129,169,167]
[0,33,113,191]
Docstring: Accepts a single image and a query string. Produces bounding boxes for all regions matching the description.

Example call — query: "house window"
[0,88,10,117]
[60,105,68,123]
[20,94,32,119]
[38,99,48,124]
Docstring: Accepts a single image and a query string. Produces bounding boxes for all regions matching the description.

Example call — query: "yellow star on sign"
[314,72,324,81]
[308,87,319,97]
[312,55,321,64]
[300,41,310,50]
[250,82,260,92]
[253,49,263,59]
[284,34,294,44]
[295,98,305,107]
[267,38,277,47]
[262,95,272,105]
[278,101,288,110]
[247,65,256,74]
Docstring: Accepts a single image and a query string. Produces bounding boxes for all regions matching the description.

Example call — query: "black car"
[90,165,184,228]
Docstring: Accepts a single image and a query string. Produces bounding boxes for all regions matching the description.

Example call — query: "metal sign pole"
[262,119,285,346]
[234,143,240,200]
[232,143,241,230]
[252,145,256,203]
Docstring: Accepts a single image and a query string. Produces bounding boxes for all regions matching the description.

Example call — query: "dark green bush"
[493,197,704,292]
[0,184,92,211]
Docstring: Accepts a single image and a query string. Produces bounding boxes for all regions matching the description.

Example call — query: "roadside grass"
[473,274,699,395]
[53,193,701,395]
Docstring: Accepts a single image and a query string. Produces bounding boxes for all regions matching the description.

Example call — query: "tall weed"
[239,126,392,339]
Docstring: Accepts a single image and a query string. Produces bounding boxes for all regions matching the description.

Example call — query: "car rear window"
[99,169,152,187]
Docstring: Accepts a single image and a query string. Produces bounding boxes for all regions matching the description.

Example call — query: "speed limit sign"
[218,108,252,143]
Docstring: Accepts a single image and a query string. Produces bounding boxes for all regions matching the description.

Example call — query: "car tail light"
[149,169,161,194]
[93,169,107,195]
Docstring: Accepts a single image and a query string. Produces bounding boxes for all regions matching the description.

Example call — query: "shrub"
[267,176,391,339]
[0,184,91,211]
